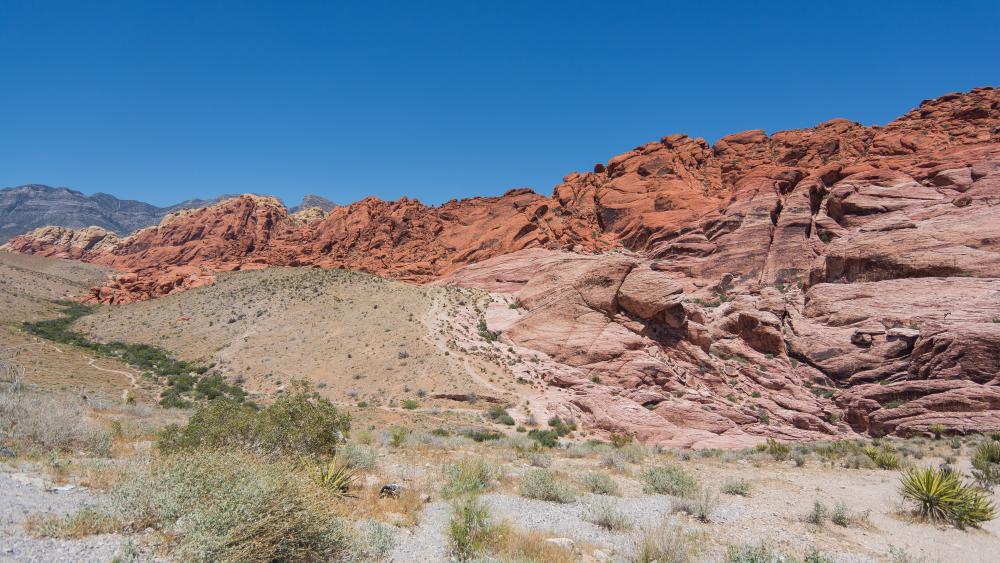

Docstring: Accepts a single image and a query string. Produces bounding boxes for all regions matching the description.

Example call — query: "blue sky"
[1,1,997,207]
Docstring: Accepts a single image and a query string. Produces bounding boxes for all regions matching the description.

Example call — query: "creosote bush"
[157,381,350,458]
[579,471,620,496]
[640,465,699,498]
[102,449,381,562]
[518,469,576,503]
[721,478,752,497]
[442,457,502,499]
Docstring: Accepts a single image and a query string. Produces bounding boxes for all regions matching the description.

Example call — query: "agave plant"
[304,456,358,498]
[951,485,997,529]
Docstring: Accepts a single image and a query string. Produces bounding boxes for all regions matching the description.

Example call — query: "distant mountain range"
[0,185,335,242]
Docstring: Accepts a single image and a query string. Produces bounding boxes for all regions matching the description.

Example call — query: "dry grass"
[330,477,429,527]
[487,523,577,563]
[25,505,118,539]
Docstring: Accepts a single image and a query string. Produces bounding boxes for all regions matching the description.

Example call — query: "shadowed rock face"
[5,87,1000,444]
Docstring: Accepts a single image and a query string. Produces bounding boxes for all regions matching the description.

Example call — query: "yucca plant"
[900,467,996,527]
[900,467,964,522]
[766,438,790,461]
[951,486,997,529]
[304,456,358,498]
[971,440,1000,489]
[863,445,900,470]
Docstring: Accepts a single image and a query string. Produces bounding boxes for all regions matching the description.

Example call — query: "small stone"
[546,538,575,550]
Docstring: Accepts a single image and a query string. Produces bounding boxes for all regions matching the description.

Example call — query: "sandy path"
[86,358,138,402]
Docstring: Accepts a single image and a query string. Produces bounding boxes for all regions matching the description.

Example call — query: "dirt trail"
[86,358,138,402]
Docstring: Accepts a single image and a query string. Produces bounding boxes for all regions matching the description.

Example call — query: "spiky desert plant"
[971,440,1000,489]
[899,467,996,527]
[766,438,790,461]
[304,456,358,499]
[950,485,997,529]
[900,467,964,522]
[863,445,900,470]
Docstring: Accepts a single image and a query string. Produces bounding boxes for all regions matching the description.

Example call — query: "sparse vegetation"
[640,465,699,498]
[584,497,633,531]
[518,469,576,503]
[579,471,620,496]
[721,478,752,497]
[971,440,1000,489]
[442,457,502,499]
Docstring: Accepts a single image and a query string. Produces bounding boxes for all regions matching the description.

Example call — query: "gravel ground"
[0,471,125,563]
[391,500,451,562]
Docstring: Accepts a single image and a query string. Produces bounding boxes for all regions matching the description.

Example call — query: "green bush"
[157,382,349,458]
[484,405,515,426]
[640,465,699,498]
[721,478,752,497]
[463,428,503,442]
[107,449,367,562]
[864,444,901,470]
[584,497,632,531]
[765,438,790,461]
[518,469,576,503]
[448,495,492,561]
[527,429,559,448]
[442,458,502,499]
[401,399,419,410]
[579,471,620,496]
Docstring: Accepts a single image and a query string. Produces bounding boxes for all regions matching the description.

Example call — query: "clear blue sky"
[2,1,997,207]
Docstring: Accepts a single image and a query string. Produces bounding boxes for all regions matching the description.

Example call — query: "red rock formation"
[5,86,1000,442]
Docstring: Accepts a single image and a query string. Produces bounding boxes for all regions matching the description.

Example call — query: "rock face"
[6,86,1000,442]
[0,184,233,243]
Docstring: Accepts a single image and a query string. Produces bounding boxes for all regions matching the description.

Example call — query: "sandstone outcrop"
[5,87,1000,442]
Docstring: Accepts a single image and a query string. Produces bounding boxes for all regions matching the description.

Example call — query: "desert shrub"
[864,444,901,470]
[971,440,1000,489]
[107,449,361,562]
[609,432,633,448]
[157,382,349,458]
[528,452,551,468]
[631,521,702,562]
[547,416,576,436]
[527,428,559,448]
[401,399,419,410]
[463,428,502,443]
[442,458,502,499]
[584,497,632,531]
[640,465,699,498]
[518,469,576,503]
[448,495,492,561]
[617,442,648,464]
[765,438,790,461]
[389,427,408,447]
[804,500,827,524]
[600,450,629,471]
[485,405,516,426]
[579,471,620,496]
[929,423,945,439]
[350,520,396,561]
[900,467,997,528]
[721,478,752,497]
[0,387,110,455]
[673,488,718,522]
[831,502,852,526]
[340,442,377,471]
